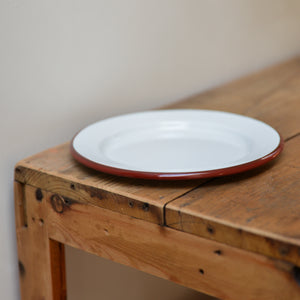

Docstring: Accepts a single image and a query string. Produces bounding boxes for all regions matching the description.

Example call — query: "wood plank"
[165,135,300,266]
[14,143,206,225]
[45,190,300,300]
[164,56,300,140]
[14,183,66,300]
[49,239,67,300]
[164,56,300,112]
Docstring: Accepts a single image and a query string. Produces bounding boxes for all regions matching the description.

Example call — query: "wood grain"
[14,183,66,300]
[46,190,300,300]
[164,56,300,140]
[166,135,300,265]
[14,143,206,225]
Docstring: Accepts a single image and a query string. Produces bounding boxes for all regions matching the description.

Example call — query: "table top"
[15,57,300,266]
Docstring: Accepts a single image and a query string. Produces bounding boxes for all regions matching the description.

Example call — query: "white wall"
[1,1,300,299]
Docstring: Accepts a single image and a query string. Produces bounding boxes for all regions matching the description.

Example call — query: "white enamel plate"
[71,110,283,180]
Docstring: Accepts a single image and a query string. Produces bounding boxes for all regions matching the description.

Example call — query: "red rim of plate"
[70,134,284,180]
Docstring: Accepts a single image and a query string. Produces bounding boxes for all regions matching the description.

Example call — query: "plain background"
[1,1,300,299]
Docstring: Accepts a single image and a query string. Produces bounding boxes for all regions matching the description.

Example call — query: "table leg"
[14,182,66,300]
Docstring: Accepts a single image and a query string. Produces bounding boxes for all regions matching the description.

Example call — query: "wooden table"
[14,57,300,300]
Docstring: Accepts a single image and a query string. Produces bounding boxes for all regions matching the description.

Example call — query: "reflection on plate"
[71,109,283,180]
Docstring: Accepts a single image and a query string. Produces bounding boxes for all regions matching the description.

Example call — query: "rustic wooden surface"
[14,183,66,300]
[14,57,300,299]
[164,56,300,140]
[166,135,300,263]
[14,145,204,225]
[46,190,300,300]
[15,57,300,225]
[164,58,300,265]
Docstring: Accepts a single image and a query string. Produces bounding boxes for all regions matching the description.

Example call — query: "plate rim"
[70,110,284,180]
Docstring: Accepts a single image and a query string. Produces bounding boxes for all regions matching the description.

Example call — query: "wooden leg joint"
[15,184,66,300]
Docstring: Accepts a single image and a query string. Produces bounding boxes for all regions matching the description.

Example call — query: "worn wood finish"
[46,190,300,300]
[14,143,206,225]
[164,57,300,264]
[166,134,300,266]
[14,183,66,300]
[164,56,300,140]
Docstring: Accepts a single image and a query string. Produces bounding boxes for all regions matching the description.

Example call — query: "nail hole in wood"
[142,203,149,212]
[128,201,134,208]
[214,250,222,255]
[279,245,290,256]
[39,218,44,226]
[70,183,75,190]
[207,225,214,234]
[35,188,43,202]
[199,269,204,275]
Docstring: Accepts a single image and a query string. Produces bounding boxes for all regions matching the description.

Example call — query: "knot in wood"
[50,194,65,213]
